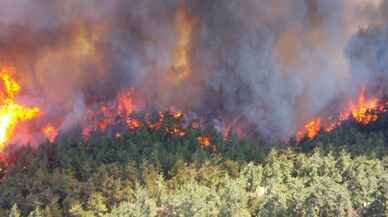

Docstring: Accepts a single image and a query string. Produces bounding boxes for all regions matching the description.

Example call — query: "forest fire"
[42,123,58,143]
[0,67,40,150]
[0,64,386,154]
[0,0,388,164]
[0,71,140,151]
[2,1,388,215]
[296,88,386,141]
[0,62,386,155]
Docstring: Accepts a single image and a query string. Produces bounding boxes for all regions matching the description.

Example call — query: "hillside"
[0,113,387,217]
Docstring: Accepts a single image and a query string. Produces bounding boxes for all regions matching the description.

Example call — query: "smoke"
[191,0,382,139]
[0,0,386,141]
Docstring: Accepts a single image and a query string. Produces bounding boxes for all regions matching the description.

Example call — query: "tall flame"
[169,3,194,83]
[0,67,40,150]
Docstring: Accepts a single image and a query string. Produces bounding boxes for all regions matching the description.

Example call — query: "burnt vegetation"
[0,111,387,217]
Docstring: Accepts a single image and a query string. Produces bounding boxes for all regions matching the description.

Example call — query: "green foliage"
[0,112,387,217]
[27,207,44,217]
[366,175,388,217]
[164,182,221,217]
[9,204,21,217]
[103,187,157,217]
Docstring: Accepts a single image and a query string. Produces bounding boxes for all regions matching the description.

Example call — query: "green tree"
[28,207,44,217]
[87,192,108,217]
[367,175,388,217]
[107,187,157,217]
[9,204,21,217]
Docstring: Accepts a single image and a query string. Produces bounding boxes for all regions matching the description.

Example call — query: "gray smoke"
[0,0,386,141]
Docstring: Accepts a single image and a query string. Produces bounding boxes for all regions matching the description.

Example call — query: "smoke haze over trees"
[0,0,388,140]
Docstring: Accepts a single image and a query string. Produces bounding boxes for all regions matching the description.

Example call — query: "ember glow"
[127,118,142,130]
[197,136,212,148]
[42,123,58,143]
[0,67,40,150]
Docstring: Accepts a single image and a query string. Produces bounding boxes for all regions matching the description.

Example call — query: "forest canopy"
[0,112,387,217]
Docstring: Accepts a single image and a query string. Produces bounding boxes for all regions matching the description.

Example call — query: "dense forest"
[0,112,387,217]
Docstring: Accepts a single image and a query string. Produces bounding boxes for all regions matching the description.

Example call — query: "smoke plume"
[0,0,386,141]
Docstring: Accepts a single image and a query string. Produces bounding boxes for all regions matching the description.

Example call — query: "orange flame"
[197,136,212,148]
[169,127,186,137]
[42,123,58,143]
[171,111,183,119]
[0,67,40,150]
[297,88,385,141]
[127,118,142,130]
[296,118,321,140]
[325,89,383,132]
[169,4,194,83]
[117,90,135,116]
[349,89,381,124]
[89,89,137,133]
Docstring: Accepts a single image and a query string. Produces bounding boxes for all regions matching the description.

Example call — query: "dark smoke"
[0,0,386,141]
